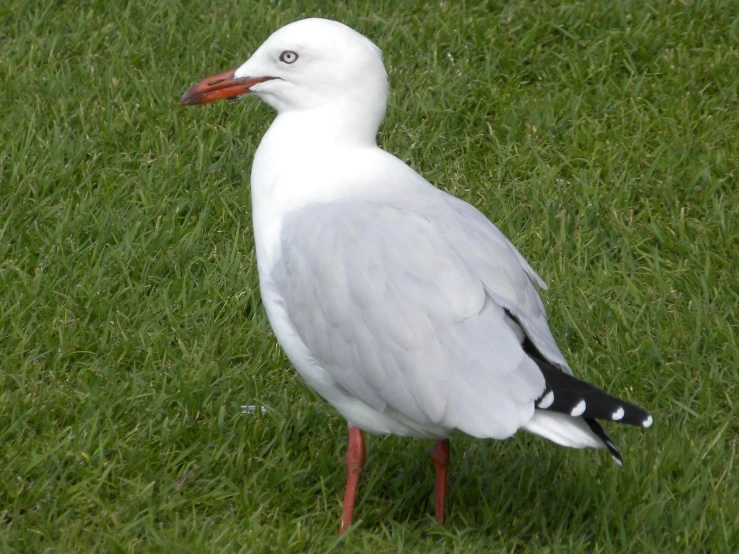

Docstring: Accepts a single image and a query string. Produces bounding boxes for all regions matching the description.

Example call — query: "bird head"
[181,18,389,120]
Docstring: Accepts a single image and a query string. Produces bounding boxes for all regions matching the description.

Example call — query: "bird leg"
[431,438,450,524]
[340,426,366,535]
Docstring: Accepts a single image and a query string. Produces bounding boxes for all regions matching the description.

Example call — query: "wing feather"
[272,200,550,438]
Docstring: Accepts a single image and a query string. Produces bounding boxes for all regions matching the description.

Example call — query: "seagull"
[181,18,653,534]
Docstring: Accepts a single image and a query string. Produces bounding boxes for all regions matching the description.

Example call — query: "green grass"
[1,0,737,551]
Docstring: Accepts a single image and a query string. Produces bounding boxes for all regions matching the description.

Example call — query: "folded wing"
[272,201,550,439]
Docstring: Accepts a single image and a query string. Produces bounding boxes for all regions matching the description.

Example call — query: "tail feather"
[523,411,622,464]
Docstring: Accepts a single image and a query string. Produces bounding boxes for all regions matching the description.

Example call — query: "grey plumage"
[272,191,572,439]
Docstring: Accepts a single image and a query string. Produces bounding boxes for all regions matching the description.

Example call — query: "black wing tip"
[584,418,623,465]
[533,367,653,427]
[605,403,654,428]
[523,335,653,428]
[535,385,653,427]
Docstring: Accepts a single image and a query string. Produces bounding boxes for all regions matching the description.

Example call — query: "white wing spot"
[612,407,625,420]
[537,391,554,409]
[643,415,654,428]
[570,400,586,417]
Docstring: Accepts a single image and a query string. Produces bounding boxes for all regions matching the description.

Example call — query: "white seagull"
[181,18,653,534]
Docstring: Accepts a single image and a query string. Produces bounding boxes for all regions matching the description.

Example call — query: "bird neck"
[266,103,384,149]
[248,107,386,273]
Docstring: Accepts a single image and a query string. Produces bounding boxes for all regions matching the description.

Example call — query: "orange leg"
[340,427,366,535]
[431,438,450,524]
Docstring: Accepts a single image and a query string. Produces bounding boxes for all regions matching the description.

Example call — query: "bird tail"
[522,411,624,464]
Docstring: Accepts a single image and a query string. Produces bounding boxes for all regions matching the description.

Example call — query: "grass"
[1,0,737,551]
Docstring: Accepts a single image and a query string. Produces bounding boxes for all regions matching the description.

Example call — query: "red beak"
[180,69,278,106]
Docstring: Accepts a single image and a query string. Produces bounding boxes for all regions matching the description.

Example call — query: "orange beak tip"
[179,70,279,106]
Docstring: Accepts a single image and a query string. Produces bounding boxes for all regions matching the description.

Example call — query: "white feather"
[523,412,605,449]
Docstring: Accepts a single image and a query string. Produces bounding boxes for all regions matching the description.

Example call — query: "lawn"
[1,0,737,551]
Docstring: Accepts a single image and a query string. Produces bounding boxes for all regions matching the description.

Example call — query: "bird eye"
[279,51,299,64]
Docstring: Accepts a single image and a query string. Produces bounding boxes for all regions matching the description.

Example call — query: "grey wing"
[272,202,547,439]
[438,193,572,373]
